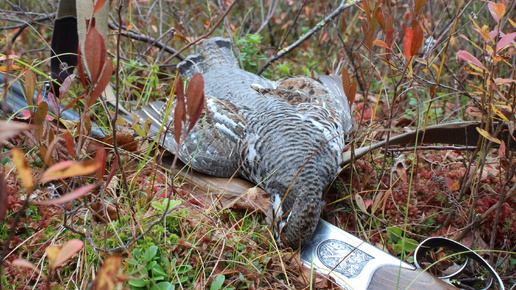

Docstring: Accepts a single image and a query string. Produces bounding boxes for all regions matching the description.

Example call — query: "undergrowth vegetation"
[0,0,515,289]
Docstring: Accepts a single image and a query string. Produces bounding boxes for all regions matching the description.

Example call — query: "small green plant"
[128,244,196,289]
[210,274,225,290]
[386,226,419,262]
[276,62,291,77]
[235,34,267,73]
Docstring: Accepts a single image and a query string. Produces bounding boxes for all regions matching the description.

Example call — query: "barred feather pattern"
[143,38,353,249]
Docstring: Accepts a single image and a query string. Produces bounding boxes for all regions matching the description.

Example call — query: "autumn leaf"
[84,27,107,84]
[35,184,97,205]
[496,32,516,52]
[414,0,427,16]
[95,147,107,180]
[24,69,36,106]
[404,27,414,60]
[34,101,49,140]
[95,255,123,290]
[410,20,424,59]
[47,239,84,269]
[456,50,488,71]
[40,160,102,183]
[488,2,505,22]
[11,147,33,189]
[186,73,205,133]
[476,127,501,144]
[93,0,108,15]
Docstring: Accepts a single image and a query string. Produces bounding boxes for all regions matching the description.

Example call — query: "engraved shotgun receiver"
[300,220,504,290]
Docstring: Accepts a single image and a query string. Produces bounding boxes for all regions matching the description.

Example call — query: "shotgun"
[301,220,504,289]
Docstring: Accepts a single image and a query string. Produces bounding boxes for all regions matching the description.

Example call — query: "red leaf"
[496,32,516,52]
[348,82,357,106]
[36,184,97,205]
[63,131,75,159]
[404,27,414,60]
[0,173,7,222]
[410,20,424,58]
[373,39,389,48]
[499,140,506,159]
[83,115,92,135]
[63,94,84,113]
[47,92,60,116]
[456,50,488,71]
[40,160,102,183]
[385,28,396,49]
[414,0,427,15]
[494,78,516,85]
[187,91,204,134]
[95,147,107,180]
[105,154,118,186]
[34,102,49,140]
[186,73,205,117]
[488,2,502,22]
[88,58,113,108]
[84,27,106,84]
[341,68,351,97]
[93,0,108,15]
[376,11,386,31]
[59,73,75,98]
[174,76,186,145]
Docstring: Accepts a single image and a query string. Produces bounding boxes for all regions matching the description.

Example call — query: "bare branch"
[256,0,362,75]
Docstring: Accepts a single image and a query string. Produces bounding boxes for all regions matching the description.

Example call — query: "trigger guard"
[414,237,503,290]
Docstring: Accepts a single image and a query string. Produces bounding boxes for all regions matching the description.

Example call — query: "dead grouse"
[137,38,353,249]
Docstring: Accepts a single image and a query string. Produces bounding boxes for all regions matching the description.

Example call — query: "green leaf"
[129,279,149,287]
[153,282,175,290]
[392,244,403,252]
[151,275,165,282]
[176,264,193,274]
[386,226,402,242]
[210,274,225,290]
[147,260,157,271]
[402,238,419,252]
[143,246,158,262]
[151,199,182,213]
[152,263,168,277]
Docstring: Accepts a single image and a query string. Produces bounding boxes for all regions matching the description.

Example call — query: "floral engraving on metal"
[317,239,374,278]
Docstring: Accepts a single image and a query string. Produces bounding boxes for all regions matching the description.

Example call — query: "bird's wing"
[137,96,247,178]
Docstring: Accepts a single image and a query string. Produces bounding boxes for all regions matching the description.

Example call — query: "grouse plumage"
[138,38,353,249]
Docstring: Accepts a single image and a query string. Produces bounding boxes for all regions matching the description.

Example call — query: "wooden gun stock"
[368,266,457,289]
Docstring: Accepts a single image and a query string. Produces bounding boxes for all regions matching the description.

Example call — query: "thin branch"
[256,0,362,75]
[107,22,186,61]
[0,13,55,30]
